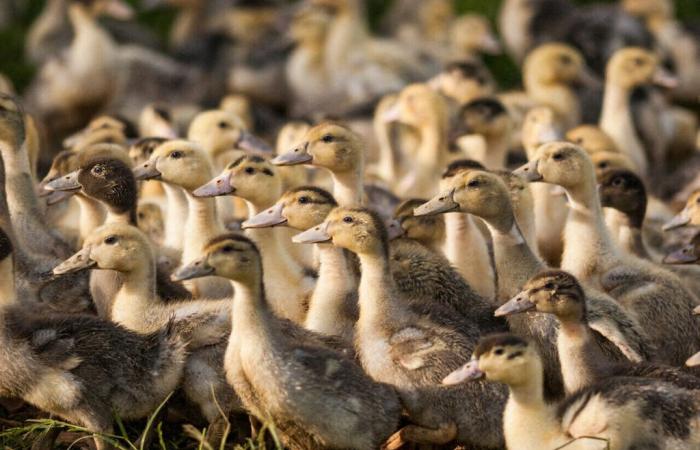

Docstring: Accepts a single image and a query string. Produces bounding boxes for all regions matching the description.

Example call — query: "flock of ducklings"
[2,0,700,449]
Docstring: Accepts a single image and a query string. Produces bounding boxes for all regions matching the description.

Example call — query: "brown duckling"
[293,207,507,448]
[174,233,402,450]
[392,198,446,254]
[452,97,513,169]
[428,60,497,106]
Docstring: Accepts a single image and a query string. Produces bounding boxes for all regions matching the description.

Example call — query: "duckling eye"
[218,121,231,129]
[137,212,145,220]
[612,177,623,187]
[169,151,183,159]
[222,245,234,253]
[494,348,504,356]
[559,55,572,65]
[244,167,256,175]
[104,235,118,245]
[696,198,700,204]
[342,216,353,224]
[544,282,555,290]
[299,196,310,204]
[552,153,564,161]
[467,179,480,188]
[633,57,645,66]
[598,161,609,169]
[321,134,334,143]
[91,165,104,175]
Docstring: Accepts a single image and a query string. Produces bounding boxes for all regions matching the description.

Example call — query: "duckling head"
[591,151,637,180]
[289,4,333,45]
[429,61,496,105]
[39,150,80,202]
[449,14,501,56]
[522,106,563,156]
[622,0,674,22]
[243,186,337,230]
[416,169,513,229]
[77,158,137,215]
[443,334,536,386]
[664,234,700,265]
[382,84,449,131]
[393,198,445,244]
[293,207,389,256]
[64,115,132,150]
[453,97,511,142]
[495,270,586,322]
[174,234,262,285]
[663,190,700,231]
[0,94,26,149]
[187,109,270,157]
[72,0,135,20]
[53,223,152,275]
[129,137,168,166]
[598,169,647,228]
[523,43,590,89]
[195,155,281,205]
[134,140,214,192]
[606,47,677,90]
[273,122,364,173]
[514,142,594,191]
[566,125,619,155]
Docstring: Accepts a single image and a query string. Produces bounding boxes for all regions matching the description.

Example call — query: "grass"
[0,393,283,450]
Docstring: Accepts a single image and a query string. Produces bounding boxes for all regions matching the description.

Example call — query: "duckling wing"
[589,319,645,363]
[389,326,469,376]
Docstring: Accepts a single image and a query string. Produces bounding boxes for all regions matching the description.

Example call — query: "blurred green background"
[2,0,700,93]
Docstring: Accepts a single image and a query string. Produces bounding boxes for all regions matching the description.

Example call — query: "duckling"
[194,155,313,324]
[293,207,507,448]
[623,0,700,102]
[52,223,238,443]
[428,61,497,106]
[174,232,402,450]
[244,186,357,343]
[0,224,186,450]
[129,137,187,256]
[599,47,677,176]
[392,198,446,255]
[272,122,365,207]
[445,333,700,450]
[379,84,451,197]
[566,124,620,154]
[0,95,73,261]
[496,270,658,394]
[448,14,502,61]
[137,103,179,139]
[133,140,232,299]
[436,160,496,300]
[521,106,567,265]
[521,43,592,131]
[452,97,513,170]
[62,114,132,151]
[515,141,700,366]
[136,202,164,246]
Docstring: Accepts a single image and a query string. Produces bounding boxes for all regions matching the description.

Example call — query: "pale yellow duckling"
[137,103,178,139]
[566,124,620,154]
[133,140,231,299]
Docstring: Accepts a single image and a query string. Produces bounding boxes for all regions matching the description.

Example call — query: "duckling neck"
[331,168,364,207]
[67,4,116,76]
[562,184,620,282]
[528,83,580,129]
[507,360,546,408]
[231,276,273,342]
[75,194,106,244]
[600,81,647,174]
[305,244,356,340]
[162,183,188,253]
[443,213,494,299]
[483,214,544,300]
[603,208,650,259]
[416,119,448,168]
[112,261,158,330]
[0,257,16,308]
[356,250,410,330]
[483,132,511,169]
[104,208,134,226]
[556,317,609,393]
[182,191,222,264]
